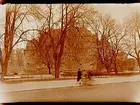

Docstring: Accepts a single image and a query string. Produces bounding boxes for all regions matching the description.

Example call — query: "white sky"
[1,3,140,26]
[0,4,5,31]
[1,3,140,32]
[0,3,140,50]
[91,3,140,23]
[0,4,5,48]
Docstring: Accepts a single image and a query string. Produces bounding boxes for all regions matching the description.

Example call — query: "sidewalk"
[0,75,140,93]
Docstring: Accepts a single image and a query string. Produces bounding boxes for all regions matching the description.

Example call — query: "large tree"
[122,12,140,72]
[61,6,98,71]
[31,4,87,78]
[2,4,39,78]
[84,11,124,74]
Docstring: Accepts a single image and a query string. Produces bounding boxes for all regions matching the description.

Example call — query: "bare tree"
[28,35,54,74]
[122,12,140,72]
[25,4,57,75]
[63,25,97,71]
[2,4,39,77]
[84,12,123,74]
[52,4,87,78]
[107,23,127,73]
[15,48,24,66]
[34,4,87,78]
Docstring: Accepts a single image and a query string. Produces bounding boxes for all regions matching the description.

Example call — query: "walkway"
[0,75,140,93]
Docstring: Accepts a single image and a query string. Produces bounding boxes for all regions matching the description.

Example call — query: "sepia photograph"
[0,3,140,102]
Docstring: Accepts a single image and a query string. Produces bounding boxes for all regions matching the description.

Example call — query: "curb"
[1,79,140,93]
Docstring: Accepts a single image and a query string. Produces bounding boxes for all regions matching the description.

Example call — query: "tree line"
[0,4,140,79]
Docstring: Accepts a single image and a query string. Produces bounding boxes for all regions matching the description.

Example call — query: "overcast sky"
[0,3,140,49]
[0,4,5,22]
[0,4,5,33]
[92,3,140,23]
[1,4,140,27]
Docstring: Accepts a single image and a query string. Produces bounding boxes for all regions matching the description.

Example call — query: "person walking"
[77,69,82,85]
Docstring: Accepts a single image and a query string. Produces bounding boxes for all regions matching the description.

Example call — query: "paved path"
[1,81,140,102]
[0,75,140,93]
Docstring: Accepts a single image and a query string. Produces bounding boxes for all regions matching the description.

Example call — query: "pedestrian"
[77,69,82,85]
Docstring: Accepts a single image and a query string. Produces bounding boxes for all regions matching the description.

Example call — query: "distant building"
[63,26,97,71]
[24,39,39,67]
[24,24,98,74]
[122,58,137,71]
[5,48,25,75]
[116,51,128,72]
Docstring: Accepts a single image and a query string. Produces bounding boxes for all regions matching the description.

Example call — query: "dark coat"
[77,70,82,81]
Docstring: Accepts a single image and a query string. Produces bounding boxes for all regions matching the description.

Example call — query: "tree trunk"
[138,65,140,73]
[1,51,11,80]
[135,57,140,73]
[54,56,61,79]
[114,57,118,74]
[114,63,118,74]
[2,57,9,75]
[2,63,8,76]
[47,53,51,74]
[105,65,110,74]
[48,65,51,74]
[137,60,140,73]
[1,58,9,81]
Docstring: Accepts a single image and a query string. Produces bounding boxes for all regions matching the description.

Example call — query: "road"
[1,81,140,103]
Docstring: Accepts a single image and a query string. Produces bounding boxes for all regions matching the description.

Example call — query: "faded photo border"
[3,0,139,4]
[1,0,140,104]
